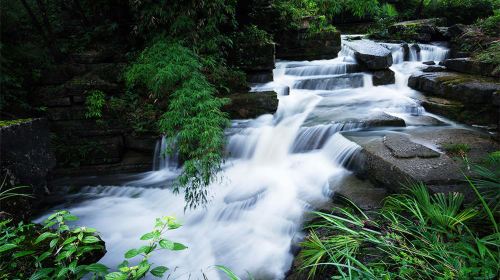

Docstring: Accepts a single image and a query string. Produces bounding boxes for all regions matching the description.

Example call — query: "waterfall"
[36,37,451,280]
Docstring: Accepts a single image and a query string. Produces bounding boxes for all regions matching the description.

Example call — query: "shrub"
[473,42,500,76]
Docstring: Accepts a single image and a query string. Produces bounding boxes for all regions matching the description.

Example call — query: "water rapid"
[36,38,450,279]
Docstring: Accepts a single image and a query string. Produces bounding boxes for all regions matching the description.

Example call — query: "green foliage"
[0,210,105,280]
[315,0,381,19]
[424,0,495,24]
[126,38,229,208]
[51,134,104,168]
[85,90,106,119]
[443,143,471,157]
[474,42,500,76]
[0,118,33,127]
[101,216,186,280]
[299,160,500,279]
[475,9,500,37]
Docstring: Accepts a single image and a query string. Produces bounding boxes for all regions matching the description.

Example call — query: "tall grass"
[299,153,500,279]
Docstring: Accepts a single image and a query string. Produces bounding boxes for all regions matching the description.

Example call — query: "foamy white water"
[37,38,450,279]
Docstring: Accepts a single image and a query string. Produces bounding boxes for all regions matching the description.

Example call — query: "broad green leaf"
[29,268,54,280]
[63,214,79,221]
[82,236,100,244]
[13,250,35,258]
[85,263,109,273]
[62,236,77,246]
[105,271,127,280]
[36,251,52,263]
[57,267,69,278]
[140,232,156,240]
[136,263,151,278]
[0,243,17,253]
[150,266,169,277]
[159,239,174,249]
[138,245,154,254]
[172,242,187,250]
[124,248,139,258]
[50,238,59,248]
[35,232,58,244]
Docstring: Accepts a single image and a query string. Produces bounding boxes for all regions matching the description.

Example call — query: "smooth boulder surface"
[344,40,393,70]
[223,91,278,119]
[389,18,447,42]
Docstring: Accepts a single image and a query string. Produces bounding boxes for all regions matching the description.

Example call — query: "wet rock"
[402,114,447,126]
[362,113,406,128]
[423,61,435,65]
[223,91,278,119]
[293,73,364,90]
[1,119,56,219]
[125,135,157,153]
[383,134,440,158]
[389,18,447,43]
[344,40,393,70]
[409,72,500,130]
[372,69,395,86]
[276,29,341,60]
[422,65,446,72]
[348,128,499,194]
[444,58,499,78]
[408,72,500,104]
[333,176,387,210]
[232,42,276,83]
[0,119,55,195]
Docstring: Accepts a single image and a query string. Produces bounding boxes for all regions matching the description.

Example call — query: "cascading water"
[36,37,450,279]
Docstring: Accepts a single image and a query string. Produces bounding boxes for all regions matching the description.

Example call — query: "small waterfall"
[152,136,178,170]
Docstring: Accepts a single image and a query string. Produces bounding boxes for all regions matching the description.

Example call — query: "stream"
[36,37,450,279]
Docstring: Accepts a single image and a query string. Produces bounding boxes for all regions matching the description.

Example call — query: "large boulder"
[409,72,500,132]
[372,69,395,86]
[348,128,499,196]
[344,40,393,70]
[444,58,499,78]
[388,18,447,42]
[276,28,341,61]
[223,91,279,119]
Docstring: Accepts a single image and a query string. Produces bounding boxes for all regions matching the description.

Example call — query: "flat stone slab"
[292,73,364,91]
[344,40,393,70]
[383,134,440,158]
[223,91,278,119]
[332,175,387,210]
[347,127,499,194]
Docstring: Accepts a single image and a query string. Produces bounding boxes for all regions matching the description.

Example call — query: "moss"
[442,143,471,157]
[0,118,32,127]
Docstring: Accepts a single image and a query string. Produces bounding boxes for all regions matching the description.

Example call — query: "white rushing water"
[37,38,450,279]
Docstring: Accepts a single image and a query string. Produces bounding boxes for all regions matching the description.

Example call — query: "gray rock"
[408,72,500,104]
[348,127,499,194]
[444,58,499,78]
[333,176,387,210]
[276,29,341,60]
[223,91,278,119]
[389,18,447,42]
[344,40,393,70]
[293,73,364,90]
[423,61,435,65]
[372,69,395,86]
[383,134,440,158]
[422,65,446,72]
[0,118,55,196]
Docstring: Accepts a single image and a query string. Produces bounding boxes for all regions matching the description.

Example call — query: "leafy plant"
[85,90,106,119]
[101,216,187,280]
[0,210,105,280]
[473,41,500,76]
[298,167,500,279]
